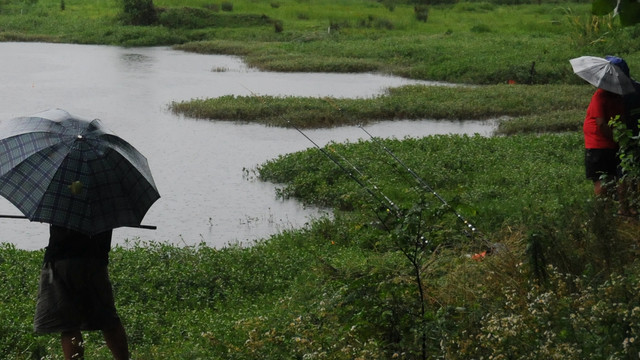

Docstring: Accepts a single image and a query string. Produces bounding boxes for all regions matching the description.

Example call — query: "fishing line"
[321,96,482,238]
[326,144,401,215]
[359,125,478,233]
[240,85,401,227]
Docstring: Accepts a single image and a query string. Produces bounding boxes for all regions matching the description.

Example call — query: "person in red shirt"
[583,86,624,196]
[582,55,634,196]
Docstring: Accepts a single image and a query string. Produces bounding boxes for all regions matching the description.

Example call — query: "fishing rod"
[326,144,401,215]
[321,97,482,238]
[240,91,461,360]
[240,85,401,227]
[361,126,483,236]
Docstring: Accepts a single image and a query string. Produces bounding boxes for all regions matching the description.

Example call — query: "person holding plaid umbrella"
[0,109,160,359]
[34,227,129,360]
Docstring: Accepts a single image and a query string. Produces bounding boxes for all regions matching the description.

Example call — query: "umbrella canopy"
[570,56,636,95]
[0,109,160,235]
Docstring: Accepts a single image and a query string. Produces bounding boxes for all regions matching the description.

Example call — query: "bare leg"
[594,180,605,196]
[103,320,130,360]
[61,331,84,360]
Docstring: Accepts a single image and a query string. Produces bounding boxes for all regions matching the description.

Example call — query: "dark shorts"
[34,258,121,334]
[585,148,620,181]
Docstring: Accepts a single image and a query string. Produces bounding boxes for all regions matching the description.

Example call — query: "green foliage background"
[2,0,640,83]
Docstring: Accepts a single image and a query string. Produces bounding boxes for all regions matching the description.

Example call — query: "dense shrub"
[119,0,157,25]
[414,5,428,21]
[157,7,216,29]
[274,19,283,32]
[612,117,640,216]
[221,1,233,11]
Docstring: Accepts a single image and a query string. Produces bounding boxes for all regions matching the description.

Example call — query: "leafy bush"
[611,117,640,215]
[414,5,428,22]
[121,0,158,26]
[274,19,283,32]
[157,7,217,29]
[221,1,233,11]
[613,117,640,179]
[119,0,157,25]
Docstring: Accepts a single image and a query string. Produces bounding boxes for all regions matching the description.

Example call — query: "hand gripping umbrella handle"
[0,215,157,230]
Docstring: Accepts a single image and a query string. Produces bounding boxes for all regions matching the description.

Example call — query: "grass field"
[1,0,639,358]
[3,0,639,85]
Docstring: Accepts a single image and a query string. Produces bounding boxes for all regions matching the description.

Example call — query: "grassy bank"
[2,132,638,359]
[257,133,590,232]
[170,84,593,131]
[2,0,640,84]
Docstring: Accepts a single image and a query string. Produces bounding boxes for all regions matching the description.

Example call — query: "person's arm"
[591,90,617,142]
[595,116,614,141]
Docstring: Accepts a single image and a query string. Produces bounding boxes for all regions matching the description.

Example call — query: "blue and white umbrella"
[570,55,636,95]
[0,109,160,235]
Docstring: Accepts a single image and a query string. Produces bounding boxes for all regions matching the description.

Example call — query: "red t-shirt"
[583,88,623,149]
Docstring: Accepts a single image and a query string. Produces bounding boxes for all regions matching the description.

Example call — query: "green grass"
[170,84,593,131]
[258,133,591,232]
[1,0,640,358]
[496,109,586,134]
[3,0,639,83]
[2,132,637,359]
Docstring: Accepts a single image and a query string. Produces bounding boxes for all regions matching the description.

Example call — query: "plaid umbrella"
[570,56,636,95]
[0,108,160,235]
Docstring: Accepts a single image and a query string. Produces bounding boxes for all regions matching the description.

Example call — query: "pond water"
[0,42,496,250]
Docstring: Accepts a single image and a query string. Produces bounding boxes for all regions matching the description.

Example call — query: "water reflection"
[119,53,154,72]
[0,42,496,250]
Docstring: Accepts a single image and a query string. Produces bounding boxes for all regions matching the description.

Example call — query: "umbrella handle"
[0,215,157,230]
